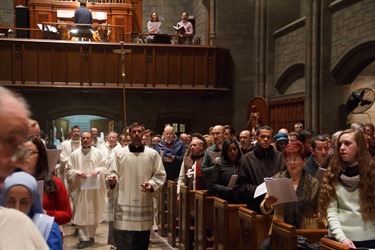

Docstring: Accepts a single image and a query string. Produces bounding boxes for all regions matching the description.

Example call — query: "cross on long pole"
[113,41,131,130]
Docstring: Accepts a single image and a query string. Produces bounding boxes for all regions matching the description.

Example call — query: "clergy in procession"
[66,131,108,249]
[107,122,166,249]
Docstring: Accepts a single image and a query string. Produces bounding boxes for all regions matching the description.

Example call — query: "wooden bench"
[320,237,351,250]
[179,185,196,250]
[157,182,168,237]
[271,220,328,250]
[213,197,246,250]
[194,190,215,250]
[167,180,178,247]
[238,207,273,250]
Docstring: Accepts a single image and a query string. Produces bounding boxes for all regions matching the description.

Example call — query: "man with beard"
[201,125,225,195]
[237,126,285,214]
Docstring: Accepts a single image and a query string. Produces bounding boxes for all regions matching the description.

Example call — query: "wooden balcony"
[0,38,230,92]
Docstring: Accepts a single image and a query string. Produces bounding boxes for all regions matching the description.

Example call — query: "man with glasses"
[0,86,49,249]
[0,86,31,190]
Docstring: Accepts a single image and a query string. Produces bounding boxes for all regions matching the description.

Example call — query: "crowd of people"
[1,85,375,249]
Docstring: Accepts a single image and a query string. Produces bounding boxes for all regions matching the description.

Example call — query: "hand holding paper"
[264,177,298,205]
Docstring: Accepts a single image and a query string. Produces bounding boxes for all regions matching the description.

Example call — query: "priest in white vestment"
[66,131,107,249]
[107,122,166,249]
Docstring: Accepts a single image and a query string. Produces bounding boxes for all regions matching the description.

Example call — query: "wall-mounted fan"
[346,88,375,114]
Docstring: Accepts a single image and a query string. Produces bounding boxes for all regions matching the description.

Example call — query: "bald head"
[163,125,175,144]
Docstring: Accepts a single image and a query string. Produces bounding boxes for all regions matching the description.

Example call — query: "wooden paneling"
[154,48,169,85]
[0,39,230,92]
[0,42,13,83]
[28,0,138,42]
[269,96,304,132]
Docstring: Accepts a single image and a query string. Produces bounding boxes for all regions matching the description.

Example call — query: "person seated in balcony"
[175,12,193,44]
[74,0,93,41]
[147,12,162,43]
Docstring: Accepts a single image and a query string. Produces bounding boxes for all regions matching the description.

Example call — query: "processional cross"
[113,41,132,129]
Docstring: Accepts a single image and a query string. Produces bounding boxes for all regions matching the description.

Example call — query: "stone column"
[210,0,216,45]
[254,0,267,97]
[305,0,321,132]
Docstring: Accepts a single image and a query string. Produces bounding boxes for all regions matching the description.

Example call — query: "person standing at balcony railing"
[74,0,93,41]
[147,12,161,43]
[175,12,194,44]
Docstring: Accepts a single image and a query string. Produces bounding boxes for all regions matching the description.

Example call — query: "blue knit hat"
[274,133,288,142]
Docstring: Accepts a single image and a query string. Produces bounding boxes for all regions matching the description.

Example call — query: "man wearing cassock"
[66,131,107,249]
[107,122,166,249]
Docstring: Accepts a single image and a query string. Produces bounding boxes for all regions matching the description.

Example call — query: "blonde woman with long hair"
[319,129,375,248]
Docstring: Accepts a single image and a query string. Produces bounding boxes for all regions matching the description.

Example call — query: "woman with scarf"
[319,129,375,248]
[0,172,63,250]
[260,141,323,250]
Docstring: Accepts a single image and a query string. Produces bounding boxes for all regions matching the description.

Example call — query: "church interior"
[1,1,375,250]
[1,0,375,139]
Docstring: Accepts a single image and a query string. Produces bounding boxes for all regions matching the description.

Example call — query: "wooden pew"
[179,185,196,250]
[320,237,351,250]
[213,197,246,250]
[167,180,178,247]
[270,220,328,250]
[157,182,168,237]
[238,207,273,250]
[194,190,215,250]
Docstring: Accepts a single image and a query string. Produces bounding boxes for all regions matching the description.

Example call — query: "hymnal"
[173,25,186,34]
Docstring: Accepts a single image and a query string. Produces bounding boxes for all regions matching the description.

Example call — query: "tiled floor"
[62,222,177,250]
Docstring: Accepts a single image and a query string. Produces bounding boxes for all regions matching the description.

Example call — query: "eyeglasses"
[285,158,302,164]
[27,150,39,157]
[0,138,30,163]
[11,144,31,162]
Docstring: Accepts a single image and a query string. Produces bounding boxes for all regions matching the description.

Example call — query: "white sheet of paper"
[227,174,238,189]
[264,177,298,205]
[81,175,100,190]
[47,149,62,172]
[254,182,267,198]
[37,180,44,205]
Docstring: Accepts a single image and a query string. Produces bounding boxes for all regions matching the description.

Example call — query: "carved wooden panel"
[181,50,194,86]
[23,43,38,82]
[269,96,304,132]
[0,42,12,83]
[154,48,169,85]
[0,39,230,92]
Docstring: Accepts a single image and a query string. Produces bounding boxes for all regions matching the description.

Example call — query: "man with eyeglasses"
[237,126,285,214]
[0,86,31,190]
[0,86,49,249]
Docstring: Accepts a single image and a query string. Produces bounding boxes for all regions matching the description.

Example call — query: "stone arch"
[332,40,375,85]
[274,63,305,94]
[47,105,120,121]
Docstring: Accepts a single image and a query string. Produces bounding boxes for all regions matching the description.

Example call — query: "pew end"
[320,237,351,250]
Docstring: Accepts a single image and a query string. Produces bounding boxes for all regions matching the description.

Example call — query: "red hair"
[282,141,305,159]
